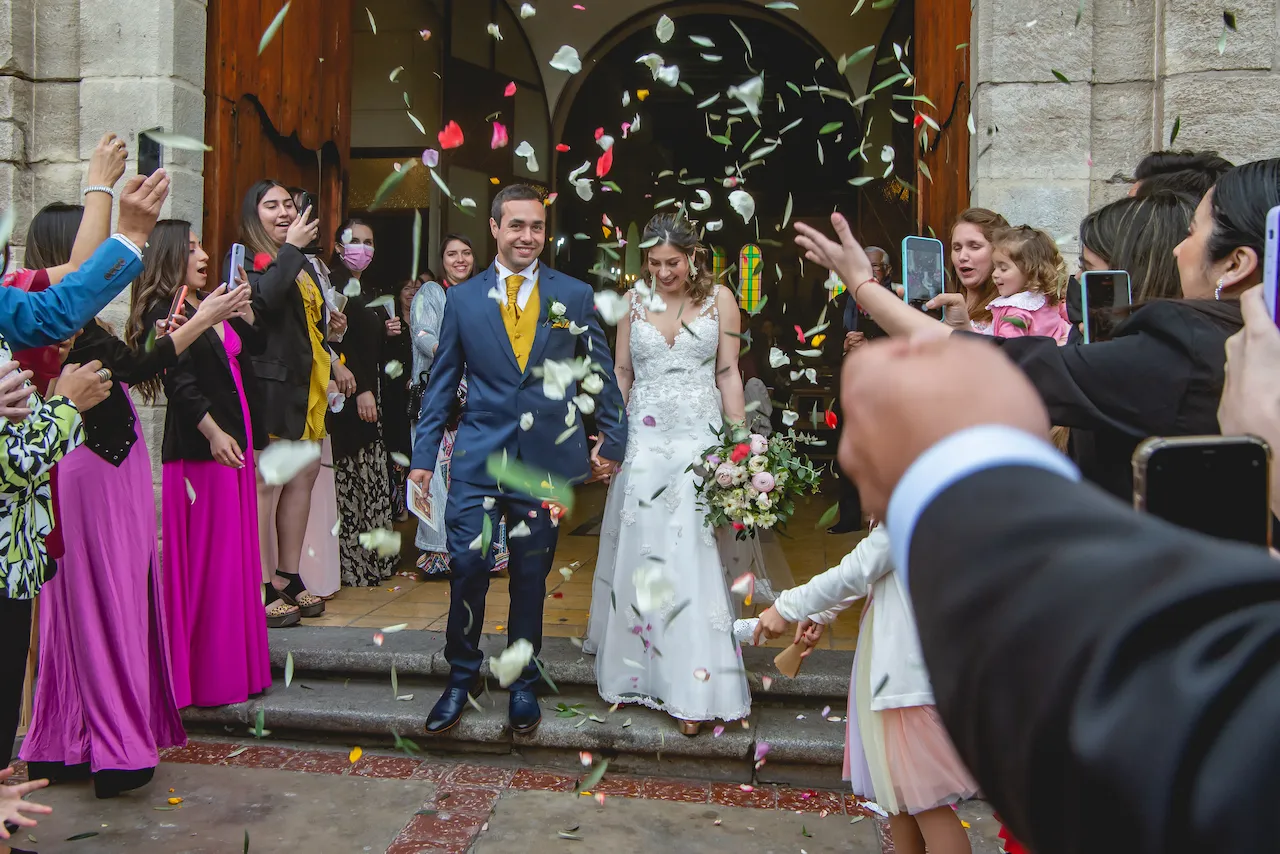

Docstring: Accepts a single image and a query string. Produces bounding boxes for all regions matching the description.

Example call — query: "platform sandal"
[274,570,326,617]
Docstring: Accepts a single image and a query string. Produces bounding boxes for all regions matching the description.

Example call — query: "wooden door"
[203,0,354,268]
[915,0,971,240]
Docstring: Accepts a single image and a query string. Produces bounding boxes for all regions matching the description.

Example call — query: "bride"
[585,213,751,735]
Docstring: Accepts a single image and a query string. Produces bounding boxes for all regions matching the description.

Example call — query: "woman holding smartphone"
[327,219,397,586]
[796,158,1280,500]
[239,180,350,619]
[19,214,249,799]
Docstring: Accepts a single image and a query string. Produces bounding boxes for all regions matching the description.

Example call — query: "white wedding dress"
[584,291,751,723]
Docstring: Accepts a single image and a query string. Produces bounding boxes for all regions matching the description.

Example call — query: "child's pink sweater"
[988,291,1070,343]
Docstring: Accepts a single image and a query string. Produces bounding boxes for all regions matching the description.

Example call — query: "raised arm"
[45,133,128,285]
[773,525,892,622]
[714,286,747,426]
[0,171,168,350]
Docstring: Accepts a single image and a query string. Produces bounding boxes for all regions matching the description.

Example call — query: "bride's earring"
[1215,277,1226,300]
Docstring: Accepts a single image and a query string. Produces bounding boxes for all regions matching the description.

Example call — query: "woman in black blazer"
[794,157,1280,501]
[237,180,353,619]
[326,219,397,587]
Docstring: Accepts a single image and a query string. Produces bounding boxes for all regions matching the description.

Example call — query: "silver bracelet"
[83,185,115,198]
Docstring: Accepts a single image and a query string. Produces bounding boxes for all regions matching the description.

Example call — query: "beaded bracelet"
[83,186,115,198]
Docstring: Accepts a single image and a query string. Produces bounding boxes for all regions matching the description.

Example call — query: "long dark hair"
[1206,158,1280,267]
[128,220,193,402]
[25,203,83,270]
[440,232,475,285]
[239,179,289,261]
[329,217,371,287]
[1080,190,1196,304]
[641,213,715,301]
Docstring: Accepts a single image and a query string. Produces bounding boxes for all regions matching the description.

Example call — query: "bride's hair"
[641,213,716,302]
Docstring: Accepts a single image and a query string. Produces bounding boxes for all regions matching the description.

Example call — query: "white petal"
[489,638,534,688]
[594,290,629,325]
[782,410,800,426]
[729,189,756,223]
[486,22,502,40]
[656,64,680,87]
[655,14,675,43]
[573,393,596,415]
[689,188,712,211]
[509,520,532,538]
[727,75,764,117]
[519,3,536,19]
[769,347,790,368]
[185,478,196,504]
[258,441,322,486]
[357,528,402,557]
[520,412,535,431]
[549,45,582,74]
[706,220,724,231]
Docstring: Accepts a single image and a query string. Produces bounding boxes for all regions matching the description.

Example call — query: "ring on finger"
[95,368,113,382]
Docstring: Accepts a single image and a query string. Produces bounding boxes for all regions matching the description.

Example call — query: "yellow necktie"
[505,274,525,321]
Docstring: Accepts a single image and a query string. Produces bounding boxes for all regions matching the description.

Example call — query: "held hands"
[117,169,170,249]
[0,767,52,839]
[588,435,619,482]
[286,205,319,250]
[753,605,789,645]
[0,361,35,423]
[87,132,128,189]
[55,361,113,413]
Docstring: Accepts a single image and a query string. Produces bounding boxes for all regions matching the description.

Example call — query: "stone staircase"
[181,627,854,788]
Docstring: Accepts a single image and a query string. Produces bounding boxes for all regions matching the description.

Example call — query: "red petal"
[594,127,605,140]
[555,143,571,152]
[253,252,273,273]
[437,120,465,150]
[913,114,925,129]
[825,410,838,429]
[504,81,517,97]
[596,146,614,178]
[795,325,806,342]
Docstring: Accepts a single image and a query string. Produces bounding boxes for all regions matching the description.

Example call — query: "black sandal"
[274,570,325,617]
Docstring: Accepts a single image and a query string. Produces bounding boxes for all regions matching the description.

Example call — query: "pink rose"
[715,463,736,487]
[751,472,775,493]
[749,434,769,456]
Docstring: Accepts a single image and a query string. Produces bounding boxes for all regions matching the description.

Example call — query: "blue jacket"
[0,236,142,351]
[411,265,628,488]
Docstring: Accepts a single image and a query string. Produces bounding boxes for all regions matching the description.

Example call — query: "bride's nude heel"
[679,719,701,736]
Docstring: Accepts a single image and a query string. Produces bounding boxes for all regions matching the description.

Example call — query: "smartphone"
[901,236,947,307]
[292,191,321,255]
[1133,435,1273,548]
[227,242,246,289]
[1080,270,1133,344]
[1264,205,1278,327]
[139,130,163,177]
[160,286,188,337]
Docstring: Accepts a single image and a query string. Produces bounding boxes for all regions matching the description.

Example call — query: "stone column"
[970,0,1280,252]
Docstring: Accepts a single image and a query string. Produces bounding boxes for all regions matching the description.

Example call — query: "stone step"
[180,674,851,790]
[267,627,854,703]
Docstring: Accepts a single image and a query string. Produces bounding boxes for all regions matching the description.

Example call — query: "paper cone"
[773,642,806,678]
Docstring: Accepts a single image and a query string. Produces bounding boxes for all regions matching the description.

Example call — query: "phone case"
[1132,435,1273,512]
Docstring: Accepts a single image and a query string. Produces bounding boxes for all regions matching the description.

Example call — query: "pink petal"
[491,121,510,149]
[504,81,518,97]
[712,725,725,737]
[422,148,440,168]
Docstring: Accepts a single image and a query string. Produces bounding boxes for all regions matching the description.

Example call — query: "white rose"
[551,300,567,316]
[582,373,605,394]
[748,455,768,473]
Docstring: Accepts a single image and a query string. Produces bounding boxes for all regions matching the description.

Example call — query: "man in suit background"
[410,185,627,738]
[838,330,1280,854]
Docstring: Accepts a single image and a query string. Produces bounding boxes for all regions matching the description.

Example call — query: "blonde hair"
[641,213,715,303]
[991,225,1067,304]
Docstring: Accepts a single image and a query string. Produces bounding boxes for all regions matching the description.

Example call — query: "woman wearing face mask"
[20,215,250,799]
[327,219,397,586]
[796,158,1280,501]
[238,180,343,621]
[409,234,509,578]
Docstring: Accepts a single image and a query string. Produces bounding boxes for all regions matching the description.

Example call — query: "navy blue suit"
[411,263,627,690]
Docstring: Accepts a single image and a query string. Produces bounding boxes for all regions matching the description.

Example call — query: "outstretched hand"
[0,766,52,839]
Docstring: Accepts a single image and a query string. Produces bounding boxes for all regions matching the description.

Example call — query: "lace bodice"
[625,290,722,460]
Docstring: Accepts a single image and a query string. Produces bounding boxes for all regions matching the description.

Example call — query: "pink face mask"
[342,243,375,272]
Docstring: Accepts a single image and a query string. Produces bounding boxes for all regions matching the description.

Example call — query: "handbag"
[407,371,429,421]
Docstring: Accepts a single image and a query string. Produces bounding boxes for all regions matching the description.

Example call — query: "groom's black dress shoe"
[426,687,471,735]
[509,690,541,735]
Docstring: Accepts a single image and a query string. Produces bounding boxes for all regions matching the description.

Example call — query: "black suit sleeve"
[908,465,1280,854]
[248,244,306,320]
[71,318,177,385]
[980,329,1191,437]
[336,301,381,396]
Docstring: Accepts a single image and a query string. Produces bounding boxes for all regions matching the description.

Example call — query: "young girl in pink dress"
[757,524,977,854]
[987,225,1071,344]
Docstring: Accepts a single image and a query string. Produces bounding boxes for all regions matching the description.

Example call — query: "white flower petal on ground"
[258,441,322,486]
[489,638,534,688]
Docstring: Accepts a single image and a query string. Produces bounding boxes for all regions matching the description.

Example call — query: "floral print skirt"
[336,440,398,587]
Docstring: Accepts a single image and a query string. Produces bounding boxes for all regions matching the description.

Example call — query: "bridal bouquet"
[690,426,821,539]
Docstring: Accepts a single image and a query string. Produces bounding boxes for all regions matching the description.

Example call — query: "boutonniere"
[545,297,571,329]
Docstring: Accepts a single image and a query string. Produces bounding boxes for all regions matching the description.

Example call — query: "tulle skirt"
[847,603,980,815]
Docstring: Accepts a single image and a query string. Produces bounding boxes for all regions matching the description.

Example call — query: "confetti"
[385,360,404,379]
[655,14,675,43]
[514,140,539,172]
[693,667,710,682]
[437,121,464,149]
[519,3,536,18]
[167,796,183,805]
[491,121,509,149]
[486,23,502,40]
[349,746,363,763]
[421,148,440,168]
[358,528,402,557]
[504,81,517,97]
[258,441,321,485]
[141,130,212,152]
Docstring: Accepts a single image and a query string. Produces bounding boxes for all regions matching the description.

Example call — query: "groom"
[409,184,628,736]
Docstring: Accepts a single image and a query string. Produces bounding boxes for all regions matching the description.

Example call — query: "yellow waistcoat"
[501,281,540,371]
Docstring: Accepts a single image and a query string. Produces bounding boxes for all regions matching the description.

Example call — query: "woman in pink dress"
[20,213,249,799]
[132,222,278,709]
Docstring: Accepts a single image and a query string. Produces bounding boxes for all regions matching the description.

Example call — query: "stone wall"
[0,0,207,509]
[970,0,1280,250]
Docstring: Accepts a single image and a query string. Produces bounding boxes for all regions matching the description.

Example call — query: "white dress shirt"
[494,260,539,311]
[111,233,144,259]
[885,425,1081,587]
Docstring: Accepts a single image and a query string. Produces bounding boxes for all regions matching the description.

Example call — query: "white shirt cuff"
[110,233,143,259]
[885,426,1080,586]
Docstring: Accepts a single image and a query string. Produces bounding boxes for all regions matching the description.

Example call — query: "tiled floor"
[318,482,866,651]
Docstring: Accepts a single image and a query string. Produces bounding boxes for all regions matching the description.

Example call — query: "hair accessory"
[83,186,115,199]
[1214,277,1226,301]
